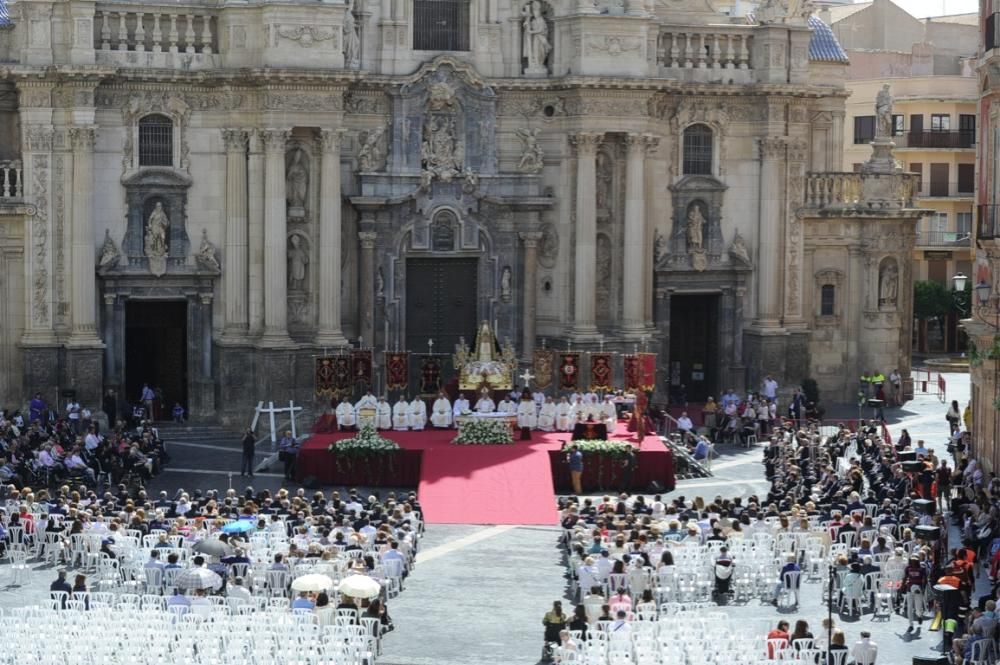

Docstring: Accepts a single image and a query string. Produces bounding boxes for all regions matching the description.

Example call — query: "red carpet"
[302,425,667,526]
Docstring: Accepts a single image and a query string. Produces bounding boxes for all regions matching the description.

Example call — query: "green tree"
[912,280,954,353]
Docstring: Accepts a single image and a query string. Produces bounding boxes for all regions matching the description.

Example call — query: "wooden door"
[405,258,479,354]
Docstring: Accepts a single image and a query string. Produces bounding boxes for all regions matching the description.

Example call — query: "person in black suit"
[50,569,72,608]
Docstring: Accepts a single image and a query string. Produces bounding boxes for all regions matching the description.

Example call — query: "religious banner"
[638,352,657,392]
[623,354,641,392]
[559,353,581,391]
[315,357,337,398]
[532,349,553,390]
[331,355,353,396]
[351,350,373,389]
[589,353,613,392]
[419,356,442,394]
[385,352,409,392]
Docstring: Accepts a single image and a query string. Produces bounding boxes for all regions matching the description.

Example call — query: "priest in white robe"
[409,398,427,430]
[599,397,618,431]
[532,390,546,414]
[475,390,496,414]
[556,397,573,432]
[453,392,471,418]
[355,391,379,428]
[537,397,557,432]
[375,397,392,430]
[516,396,537,429]
[430,392,452,428]
[497,394,517,415]
[392,398,410,431]
[336,399,356,430]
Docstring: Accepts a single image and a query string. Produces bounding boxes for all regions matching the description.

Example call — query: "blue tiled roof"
[807,15,849,64]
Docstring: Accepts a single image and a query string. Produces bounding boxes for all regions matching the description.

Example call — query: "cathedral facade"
[0,0,923,422]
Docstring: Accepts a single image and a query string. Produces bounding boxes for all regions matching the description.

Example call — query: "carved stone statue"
[98,229,121,271]
[500,266,512,302]
[516,127,544,174]
[686,203,706,252]
[729,230,751,266]
[653,229,668,265]
[343,3,360,65]
[376,267,385,297]
[879,260,898,309]
[357,126,386,172]
[286,149,308,215]
[196,229,220,272]
[144,202,170,258]
[287,234,309,291]
[422,116,462,177]
[462,167,479,194]
[521,0,551,74]
[875,84,893,139]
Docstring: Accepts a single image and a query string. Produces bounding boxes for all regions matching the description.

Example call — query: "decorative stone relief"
[357,125,388,172]
[596,233,612,314]
[120,93,191,172]
[728,230,751,267]
[654,229,668,267]
[196,229,220,273]
[596,150,613,212]
[286,148,309,219]
[53,154,66,319]
[144,201,170,276]
[276,25,338,48]
[30,153,49,326]
[98,228,122,271]
[500,266,512,302]
[343,4,360,65]
[97,89,247,113]
[878,257,899,311]
[587,35,642,56]
[344,90,389,115]
[538,222,558,269]
[666,175,726,270]
[262,93,343,112]
[287,232,310,292]
[521,0,551,76]
[516,127,544,174]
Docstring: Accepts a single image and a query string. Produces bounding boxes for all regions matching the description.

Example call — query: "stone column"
[570,132,602,340]
[247,130,265,336]
[622,133,658,335]
[201,294,213,378]
[259,129,292,347]
[755,137,785,327]
[222,129,249,337]
[520,231,543,357]
[358,230,377,348]
[68,125,100,344]
[316,129,349,347]
[102,294,116,378]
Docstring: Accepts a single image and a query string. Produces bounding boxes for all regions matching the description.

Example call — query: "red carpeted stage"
[298,424,674,526]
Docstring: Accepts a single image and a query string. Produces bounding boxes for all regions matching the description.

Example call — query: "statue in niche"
[98,229,122,271]
[875,83,893,139]
[595,152,612,210]
[653,229,667,265]
[357,126,387,173]
[343,0,360,66]
[286,149,309,216]
[686,203,707,252]
[287,234,309,291]
[516,128,544,174]
[422,116,463,181]
[376,267,385,298]
[879,260,898,309]
[144,202,170,258]
[500,266,512,302]
[729,230,751,267]
[196,229,221,272]
[521,0,551,74]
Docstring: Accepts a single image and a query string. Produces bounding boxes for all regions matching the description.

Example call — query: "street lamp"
[953,272,968,293]
[976,279,993,308]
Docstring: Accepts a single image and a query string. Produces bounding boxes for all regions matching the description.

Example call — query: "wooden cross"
[520,368,535,387]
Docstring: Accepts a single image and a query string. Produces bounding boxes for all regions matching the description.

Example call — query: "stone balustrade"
[656,27,753,71]
[94,5,218,56]
[805,171,921,210]
[0,160,22,202]
[805,172,863,208]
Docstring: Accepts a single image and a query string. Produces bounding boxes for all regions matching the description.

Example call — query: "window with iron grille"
[413,0,469,51]
[682,124,713,176]
[853,116,875,144]
[138,114,174,167]
[820,284,835,317]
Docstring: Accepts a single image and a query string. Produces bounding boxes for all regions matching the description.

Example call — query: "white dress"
[336,401,356,428]
[409,399,427,430]
[375,402,392,429]
[430,398,452,427]
[516,400,537,429]
[537,403,557,432]
[392,401,410,431]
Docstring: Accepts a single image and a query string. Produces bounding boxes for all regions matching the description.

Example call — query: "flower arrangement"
[565,440,637,490]
[568,440,635,459]
[328,425,401,479]
[452,418,514,445]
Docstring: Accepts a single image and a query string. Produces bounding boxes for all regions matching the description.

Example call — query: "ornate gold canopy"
[453,321,517,390]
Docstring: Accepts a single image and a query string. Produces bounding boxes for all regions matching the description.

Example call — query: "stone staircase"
[154,421,247,473]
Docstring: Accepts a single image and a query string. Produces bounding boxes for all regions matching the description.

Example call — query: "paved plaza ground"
[0,371,973,664]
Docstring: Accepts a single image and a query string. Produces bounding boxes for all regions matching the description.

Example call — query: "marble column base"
[569,324,602,343]
[314,331,350,349]
[256,331,295,349]
[20,344,61,405]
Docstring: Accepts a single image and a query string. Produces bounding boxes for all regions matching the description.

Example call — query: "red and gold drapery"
[623,354,641,392]
[351,350,373,390]
[419,356,442,394]
[533,349,554,390]
[639,352,657,392]
[384,352,409,392]
[315,358,337,397]
[559,353,581,391]
[589,352,613,392]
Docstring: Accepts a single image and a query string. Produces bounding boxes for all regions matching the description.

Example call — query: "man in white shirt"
[408,398,427,430]
[430,392,452,428]
[537,398,557,432]
[474,390,496,414]
[84,428,102,451]
[497,394,516,415]
[336,399,356,430]
[452,393,471,418]
[676,412,695,442]
[532,390,546,413]
[64,448,94,480]
[375,397,392,430]
[227,577,253,604]
[609,610,632,639]
[66,400,81,434]
[392,398,410,431]
[762,375,778,401]
[851,632,877,665]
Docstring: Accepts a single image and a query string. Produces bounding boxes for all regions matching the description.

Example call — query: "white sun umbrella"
[174,567,224,591]
[291,574,336,593]
[336,574,382,600]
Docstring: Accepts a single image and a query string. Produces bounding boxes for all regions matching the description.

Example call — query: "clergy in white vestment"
[497,395,517,415]
[453,393,471,418]
[599,397,618,431]
[556,397,573,431]
[475,390,496,414]
[336,399,356,430]
[516,396,537,429]
[583,391,598,405]
[570,392,582,404]
[537,397,557,432]
[355,391,378,414]
[430,392,452,428]
[409,398,427,430]
[375,397,392,430]
[392,399,410,431]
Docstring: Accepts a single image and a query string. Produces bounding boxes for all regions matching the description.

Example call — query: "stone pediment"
[399,56,493,97]
[121,167,193,189]
[669,174,727,193]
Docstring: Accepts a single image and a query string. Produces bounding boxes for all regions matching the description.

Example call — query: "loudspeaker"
[913,656,949,665]
[914,498,936,516]
[301,475,320,489]
[915,525,941,541]
[899,451,918,462]
[902,460,923,472]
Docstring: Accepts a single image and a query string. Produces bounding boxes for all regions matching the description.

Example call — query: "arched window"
[820,284,836,316]
[682,124,713,175]
[138,114,174,167]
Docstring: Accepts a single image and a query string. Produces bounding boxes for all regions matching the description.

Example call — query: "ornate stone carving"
[654,229,668,266]
[359,230,377,249]
[516,127,544,174]
[30,154,50,326]
[538,222,558,269]
[757,0,814,25]
[521,1,551,75]
[97,89,246,113]
[196,229,220,272]
[19,87,52,109]
[596,149,613,211]
[875,83,893,139]
[357,125,387,172]
[262,93,343,112]
[221,128,248,152]
[569,132,602,155]
[587,35,642,56]
[686,201,706,252]
[596,234,612,313]
[287,232,310,291]
[53,154,66,319]
[144,201,170,276]
[276,25,338,48]
[728,230,751,267]
[878,258,899,311]
[500,266,512,302]
[421,114,463,181]
[26,126,54,152]
[259,129,290,152]
[344,90,388,115]
[286,148,309,218]
[758,137,786,160]
[68,125,97,152]
[98,228,122,271]
[343,3,360,65]
[519,231,543,249]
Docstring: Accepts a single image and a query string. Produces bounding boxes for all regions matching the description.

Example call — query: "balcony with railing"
[0,160,22,203]
[655,26,754,80]
[916,181,976,199]
[916,221,971,248]
[898,131,976,150]
[93,4,220,68]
